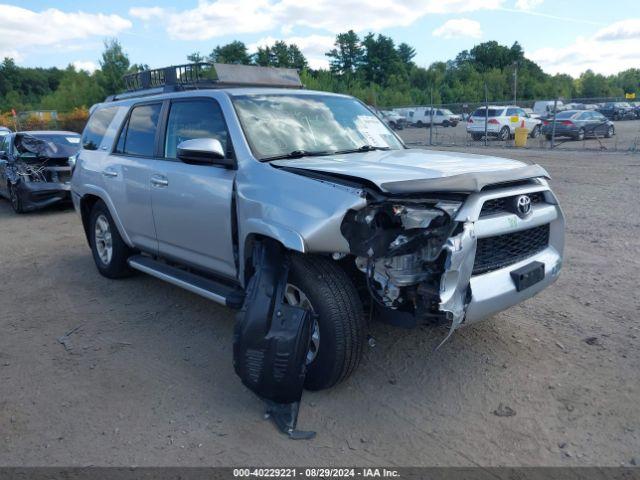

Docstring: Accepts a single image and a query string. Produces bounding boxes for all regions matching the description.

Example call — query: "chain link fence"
[388,97,640,153]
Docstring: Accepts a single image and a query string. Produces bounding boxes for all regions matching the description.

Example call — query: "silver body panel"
[72,87,565,328]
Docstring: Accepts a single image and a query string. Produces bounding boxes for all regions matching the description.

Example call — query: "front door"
[150,98,237,279]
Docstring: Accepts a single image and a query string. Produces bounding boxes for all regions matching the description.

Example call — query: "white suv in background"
[467,105,542,141]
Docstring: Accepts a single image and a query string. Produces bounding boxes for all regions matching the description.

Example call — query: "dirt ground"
[398,118,640,152]
[0,148,639,467]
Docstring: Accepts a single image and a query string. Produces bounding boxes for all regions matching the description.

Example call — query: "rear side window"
[472,108,502,117]
[82,107,118,151]
[117,103,162,157]
[164,100,229,159]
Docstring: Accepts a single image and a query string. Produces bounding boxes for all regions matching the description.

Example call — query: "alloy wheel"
[284,283,320,364]
[94,214,113,266]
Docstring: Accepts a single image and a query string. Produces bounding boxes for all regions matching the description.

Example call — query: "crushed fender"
[233,241,315,440]
[340,197,474,345]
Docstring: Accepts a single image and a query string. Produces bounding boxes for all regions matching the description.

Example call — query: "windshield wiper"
[334,145,391,155]
[261,150,333,162]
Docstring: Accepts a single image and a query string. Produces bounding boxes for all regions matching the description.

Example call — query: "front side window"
[82,106,118,151]
[164,100,228,159]
[232,94,402,160]
[118,103,162,157]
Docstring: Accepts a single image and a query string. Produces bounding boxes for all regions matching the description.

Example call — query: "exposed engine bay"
[341,196,468,328]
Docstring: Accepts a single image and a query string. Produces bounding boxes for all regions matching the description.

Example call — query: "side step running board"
[128,255,245,309]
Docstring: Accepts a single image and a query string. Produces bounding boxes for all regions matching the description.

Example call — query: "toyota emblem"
[514,195,532,217]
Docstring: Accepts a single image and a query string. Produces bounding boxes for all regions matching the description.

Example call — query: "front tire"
[471,133,483,141]
[530,125,540,138]
[89,200,134,279]
[605,125,614,138]
[8,182,24,214]
[286,254,366,391]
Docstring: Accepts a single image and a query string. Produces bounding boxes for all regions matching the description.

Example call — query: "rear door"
[150,97,237,279]
[104,102,162,253]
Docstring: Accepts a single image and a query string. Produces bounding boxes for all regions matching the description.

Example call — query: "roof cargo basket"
[108,62,303,101]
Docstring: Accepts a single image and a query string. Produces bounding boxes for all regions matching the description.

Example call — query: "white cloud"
[594,18,640,41]
[432,18,482,39]
[248,35,335,69]
[529,19,640,76]
[131,0,504,40]
[72,60,99,73]
[514,0,543,10]
[0,5,131,60]
[128,6,165,21]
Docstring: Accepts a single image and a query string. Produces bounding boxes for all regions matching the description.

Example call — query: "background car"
[597,102,635,121]
[0,130,80,213]
[378,110,406,130]
[467,105,541,141]
[541,110,614,141]
[533,100,565,117]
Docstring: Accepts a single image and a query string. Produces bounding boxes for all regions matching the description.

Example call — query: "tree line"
[1,33,639,115]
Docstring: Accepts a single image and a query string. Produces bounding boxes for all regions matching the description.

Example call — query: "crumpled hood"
[272,149,549,193]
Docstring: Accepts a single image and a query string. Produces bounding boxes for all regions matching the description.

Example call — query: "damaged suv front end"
[1,131,80,213]
[341,174,563,338]
[266,151,564,339]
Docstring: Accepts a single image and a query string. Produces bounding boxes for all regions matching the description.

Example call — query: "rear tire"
[287,254,366,391]
[575,128,585,141]
[8,182,24,214]
[499,126,510,141]
[545,134,553,141]
[89,200,134,279]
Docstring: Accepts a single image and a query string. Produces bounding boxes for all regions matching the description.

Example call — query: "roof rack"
[106,62,303,102]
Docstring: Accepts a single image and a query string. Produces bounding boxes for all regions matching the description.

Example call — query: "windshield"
[15,133,81,158]
[232,94,403,160]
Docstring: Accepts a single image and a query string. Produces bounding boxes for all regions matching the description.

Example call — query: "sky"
[1,0,639,78]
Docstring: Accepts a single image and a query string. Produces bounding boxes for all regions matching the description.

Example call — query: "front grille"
[480,191,545,217]
[473,224,550,275]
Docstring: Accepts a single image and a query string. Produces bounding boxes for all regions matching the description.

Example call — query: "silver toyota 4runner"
[71,64,564,436]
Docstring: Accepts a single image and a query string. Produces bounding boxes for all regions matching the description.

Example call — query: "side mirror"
[176,138,233,167]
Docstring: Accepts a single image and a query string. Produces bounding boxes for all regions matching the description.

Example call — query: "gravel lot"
[398,119,640,152]
[1,148,639,467]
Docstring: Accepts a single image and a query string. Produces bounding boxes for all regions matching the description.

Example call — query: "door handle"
[102,169,118,178]
[151,175,169,187]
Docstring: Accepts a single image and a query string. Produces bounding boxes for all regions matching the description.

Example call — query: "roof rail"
[106,62,303,102]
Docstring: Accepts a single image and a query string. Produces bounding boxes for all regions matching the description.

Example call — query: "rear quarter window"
[82,106,119,151]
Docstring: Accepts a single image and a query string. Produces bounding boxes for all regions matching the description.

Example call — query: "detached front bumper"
[16,180,72,211]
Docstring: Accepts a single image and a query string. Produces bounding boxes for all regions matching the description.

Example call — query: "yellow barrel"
[514,126,528,147]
